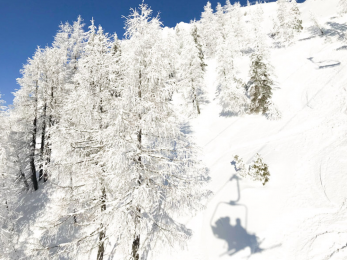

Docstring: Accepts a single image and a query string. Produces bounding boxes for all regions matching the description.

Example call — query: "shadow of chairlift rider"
[210,174,263,257]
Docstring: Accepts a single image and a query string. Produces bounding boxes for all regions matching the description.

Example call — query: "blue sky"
[0,0,304,106]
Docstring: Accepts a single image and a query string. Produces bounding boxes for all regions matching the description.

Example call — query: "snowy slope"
[158,0,347,259]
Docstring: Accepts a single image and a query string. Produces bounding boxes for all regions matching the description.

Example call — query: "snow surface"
[157,0,347,259]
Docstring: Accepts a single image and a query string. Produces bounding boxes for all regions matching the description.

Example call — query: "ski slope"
[160,0,347,259]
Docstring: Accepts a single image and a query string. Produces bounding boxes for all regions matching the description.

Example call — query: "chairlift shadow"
[210,172,280,257]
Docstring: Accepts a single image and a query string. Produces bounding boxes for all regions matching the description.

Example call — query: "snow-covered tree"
[217,41,248,114]
[0,95,23,260]
[176,22,206,116]
[248,153,270,185]
[68,16,87,71]
[12,17,87,189]
[107,4,211,259]
[224,1,246,51]
[109,32,123,98]
[210,1,249,115]
[15,49,44,191]
[34,7,209,260]
[275,0,303,44]
[30,19,117,260]
[216,21,248,115]
[277,0,288,30]
[4,110,32,192]
[200,2,218,57]
[248,2,275,115]
[215,2,226,40]
[276,0,294,43]
[39,18,87,183]
[233,153,270,185]
[248,52,275,114]
[0,148,19,260]
[59,20,115,259]
[290,0,303,34]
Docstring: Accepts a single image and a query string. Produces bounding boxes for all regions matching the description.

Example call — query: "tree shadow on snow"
[299,35,316,41]
[307,21,347,42]
[198,87,210,106]
[324,22,347,40]
[336,45,347,51]
[180,121,193,135]
[219,110,241,118]
[210,174,281,258]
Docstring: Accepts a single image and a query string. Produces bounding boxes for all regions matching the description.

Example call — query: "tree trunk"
[193,84,200,115]
[196,99,201,114]
[14,152,30,191]
[43,84,55,183]
[43,125,51,183]
[132,231,140,260]
[132,70,143,260]
[132,128,142,260]
[70,172,77,224]
[30,115,38,190]
[20,167,30,191]
[96,188,106,260]
[39,102,47,181]
[97,90,106,259]
[30,84,39,191]
[194,94,201,114]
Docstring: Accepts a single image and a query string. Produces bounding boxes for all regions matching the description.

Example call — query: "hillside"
[159,0,347,259]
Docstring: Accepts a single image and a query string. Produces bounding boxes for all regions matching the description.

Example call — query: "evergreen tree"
[248,153,270,185]
[233,153,270,186]
[248,53,274,114]
[290,0,303,33]
[248,2,275,115]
